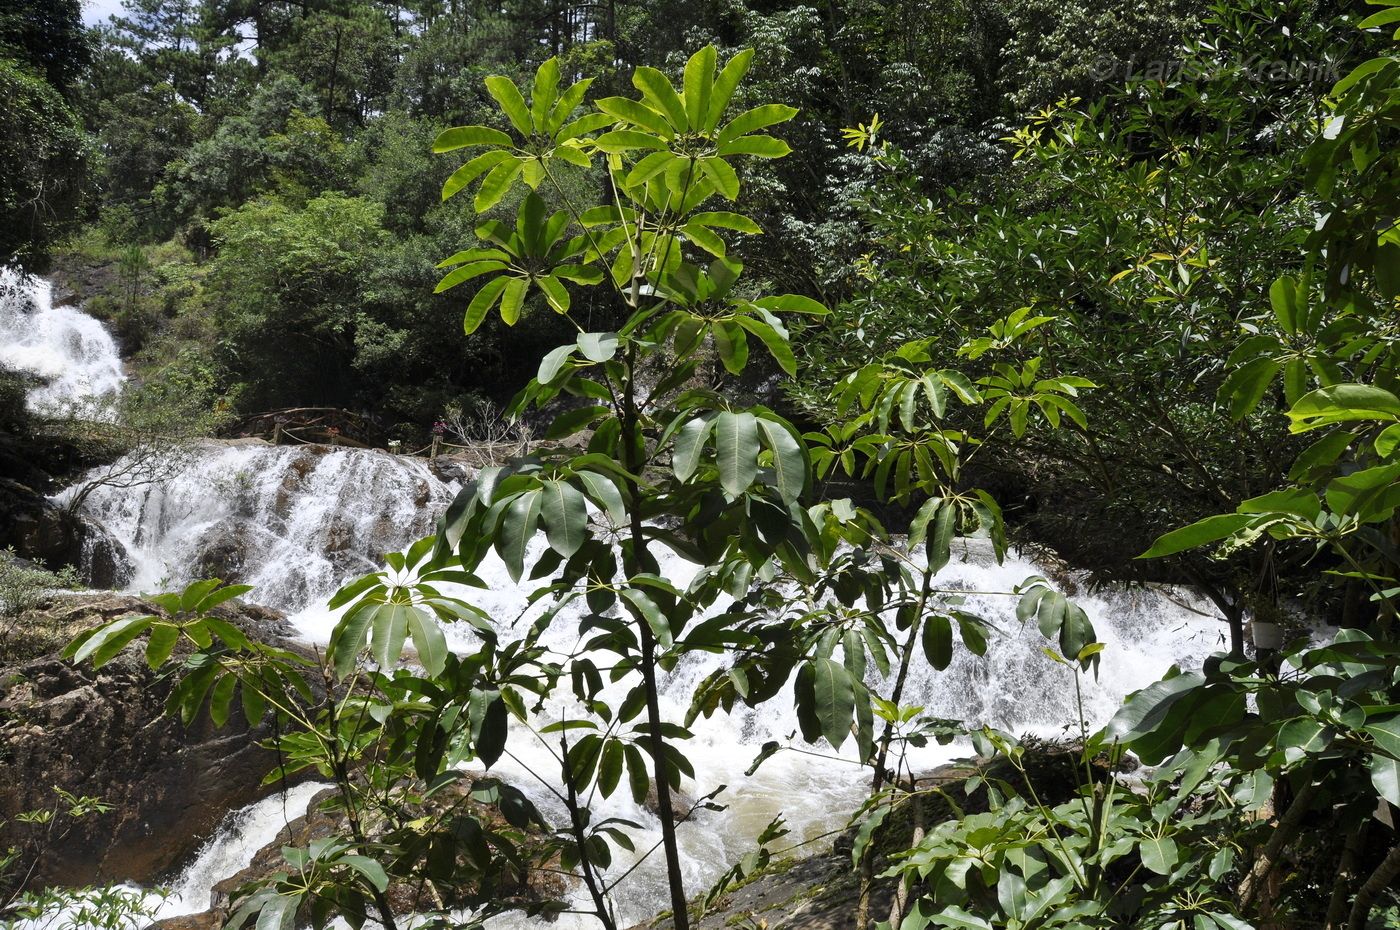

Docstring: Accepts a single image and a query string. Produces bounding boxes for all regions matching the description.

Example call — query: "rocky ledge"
[0,592,314,891]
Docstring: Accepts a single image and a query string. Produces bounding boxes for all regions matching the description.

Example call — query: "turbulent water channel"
[5,278,1231,929]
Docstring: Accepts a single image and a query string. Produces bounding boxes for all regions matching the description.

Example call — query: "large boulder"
[0,593,315,890]
[0,474,132,586]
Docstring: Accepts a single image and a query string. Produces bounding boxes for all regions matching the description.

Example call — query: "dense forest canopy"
[2,0,1400,928]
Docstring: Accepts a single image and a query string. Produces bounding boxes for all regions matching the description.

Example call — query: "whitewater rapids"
[61,440,1228,928]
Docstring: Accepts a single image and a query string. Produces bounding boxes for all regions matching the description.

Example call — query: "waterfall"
[0,271,124,416]
[61,441,458,613]
[57,440,1227,928]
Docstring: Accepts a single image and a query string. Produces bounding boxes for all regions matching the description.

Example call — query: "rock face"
[0,474,132,587]
[0,593,313,889]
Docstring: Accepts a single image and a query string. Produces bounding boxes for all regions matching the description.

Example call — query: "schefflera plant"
[401,48,828,930]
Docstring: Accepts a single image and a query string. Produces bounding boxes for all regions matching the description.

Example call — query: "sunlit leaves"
[436,194,592,333]
[434,57,595,207]
[669,410,809,504]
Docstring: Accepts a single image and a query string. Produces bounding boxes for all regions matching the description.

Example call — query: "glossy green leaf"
[922,614,953,670]
[632,67,688,130]
[484,75,532,135]
[757,417,806,504]
[406,608,448,676]
[434,125,513,153]
[1139,513,1256,558]
[672,417,712,482]
[715,411,759,497]
[498,277,528,325]
[497,490,542,582]
[795,658,856,749]
[541,480,589,557]
[463,276,508,335]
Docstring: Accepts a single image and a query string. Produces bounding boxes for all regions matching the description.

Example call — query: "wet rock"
[644,783,696,824]
[427,456,475,484]
[191,530,250,584]
[0,593,316,891]
[146,913,221,930]
[0,476,132,586]
[639,746,1094,930]
[82,518,133,588]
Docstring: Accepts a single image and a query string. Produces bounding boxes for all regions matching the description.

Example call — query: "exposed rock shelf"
[0,593,314,889]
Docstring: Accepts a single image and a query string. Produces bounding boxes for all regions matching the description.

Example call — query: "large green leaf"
[622,587,672,647]
[540,479,588,557]
[406,608,448,676]
[496,490,542,581]
[1139,835,1180,875]
[434,125,513,153]
[1138,513,1256,558]
[484,75,532,135]
[474,158,524,212]
[1370,754,1400,806]
[498,277,529,325]
[717,135,791,158]
[715,411,759,497]
[736,316,795,375]
[718,104,799,143]
[1220,356,1281,419]
[1367,714,1400,758]
[370,603,410,670]
[70,615,152,668]
[632,66,688,130]
[927,500,956,573]
[1288,384,1400,431]
[682,46,716,131]
[1105,672,1206,742]
[704,48,754,130]
[756,417,806,504]
[596,96,673,137]
[922,614,953,670]
[795,658,856,749]
[672,416,712,482]
[529,58,560,130]
[577,331,619,362]
[330,601,376,678]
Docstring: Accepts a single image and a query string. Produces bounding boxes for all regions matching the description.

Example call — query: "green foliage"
[0,548,80,660]
[0,59,88,271]
[1141,15,1400,627]
[1,787,161,928]
[794,0,1383,655]
[48,6,1400,930]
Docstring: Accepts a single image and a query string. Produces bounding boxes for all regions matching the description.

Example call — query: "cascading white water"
[0,271,125,415]
[62,441,458,613]
[154,782,331,919]
[59,441,1228,928]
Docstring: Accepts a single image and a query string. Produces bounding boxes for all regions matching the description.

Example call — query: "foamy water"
[55,439,1227,927]
[0,272,124,416]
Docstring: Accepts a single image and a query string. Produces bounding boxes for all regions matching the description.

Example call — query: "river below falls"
[3,276,1231,929]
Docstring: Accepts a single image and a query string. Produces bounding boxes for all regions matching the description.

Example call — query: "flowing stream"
[19,291,1230,928]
